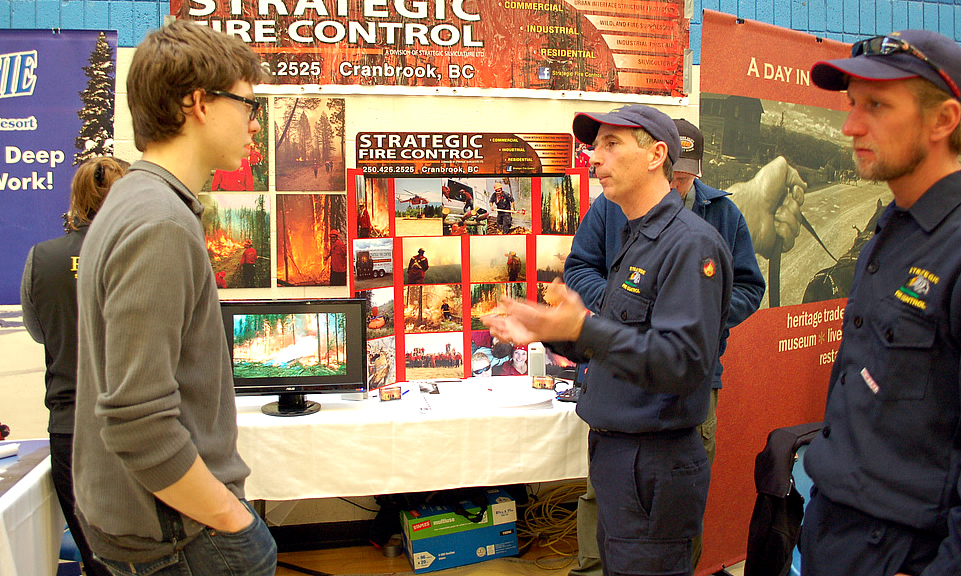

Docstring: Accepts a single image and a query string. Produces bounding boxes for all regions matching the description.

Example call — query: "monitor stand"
[262,394,321,417]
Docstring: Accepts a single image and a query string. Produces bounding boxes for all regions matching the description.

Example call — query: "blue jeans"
[95,501,277,576]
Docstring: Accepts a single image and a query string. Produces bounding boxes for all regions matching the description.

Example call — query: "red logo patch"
[702,258,716,278]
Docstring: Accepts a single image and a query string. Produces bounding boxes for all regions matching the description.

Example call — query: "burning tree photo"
[356,175,390,238]
[200,193,270,289]
[471,283,526,330]
[540,175,580,235]
[277,193,348,287]
[232,312,348,378]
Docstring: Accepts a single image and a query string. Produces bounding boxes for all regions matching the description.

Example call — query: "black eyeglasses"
[208,89,261,121]
[852,35,961,99]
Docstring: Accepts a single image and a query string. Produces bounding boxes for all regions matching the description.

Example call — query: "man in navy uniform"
[565,118,765,574]
[484,104,732,576]
[801,30,961,576]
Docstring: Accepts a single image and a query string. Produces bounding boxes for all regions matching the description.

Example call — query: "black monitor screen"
[221,299,367,414]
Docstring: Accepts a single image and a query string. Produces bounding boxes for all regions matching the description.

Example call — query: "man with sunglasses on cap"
[484,104,732,576]
[565,118,765,575]
[800,30,961,576]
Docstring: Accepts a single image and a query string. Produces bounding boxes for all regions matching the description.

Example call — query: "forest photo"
[276,193,348,287]
[200,193,270,289]
[403,284,463,334]
[470,283,526,330]
[273,96,346,192]
[540,175,580,235]
[231,312,349,378]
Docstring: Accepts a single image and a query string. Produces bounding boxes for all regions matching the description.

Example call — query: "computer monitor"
[220,299,367,416]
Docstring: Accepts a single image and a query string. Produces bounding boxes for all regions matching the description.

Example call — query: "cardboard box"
[401,488,518,573]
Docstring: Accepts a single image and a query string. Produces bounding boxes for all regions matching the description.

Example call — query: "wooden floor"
[273,542,745,576]
[274,538,578,575]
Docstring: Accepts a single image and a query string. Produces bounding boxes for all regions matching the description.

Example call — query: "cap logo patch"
[680,136,696,153]
[701,258,716,278]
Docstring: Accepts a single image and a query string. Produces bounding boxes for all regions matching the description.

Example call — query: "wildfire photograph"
[356,174,390,238]
[470,283,526,330]
[404,284,463,334]
[469,235,527,283]
[540,175,580,235]
[276,193,348,287]
[200,193,270,289]
[231,312,349,378]
[535,234,573,283]
[404,332,464,380]
[273,96,346,192]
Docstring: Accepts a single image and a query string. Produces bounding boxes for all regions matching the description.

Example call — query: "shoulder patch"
[701,257,716,278]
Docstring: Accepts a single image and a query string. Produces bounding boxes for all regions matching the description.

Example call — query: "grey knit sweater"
[74,161,248,563]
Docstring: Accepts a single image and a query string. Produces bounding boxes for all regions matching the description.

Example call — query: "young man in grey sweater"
[74,20,277,575]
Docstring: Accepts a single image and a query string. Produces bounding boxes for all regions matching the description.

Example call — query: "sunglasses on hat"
[851,35,961,99]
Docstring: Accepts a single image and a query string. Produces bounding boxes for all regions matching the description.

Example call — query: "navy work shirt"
[550,190,733,433]
[804,171,961,576]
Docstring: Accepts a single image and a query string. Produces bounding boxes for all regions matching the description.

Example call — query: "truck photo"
[355,248,392,278]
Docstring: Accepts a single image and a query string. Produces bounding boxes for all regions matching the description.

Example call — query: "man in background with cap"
[800,30,961,576]
[484,104,732,576]
[565,118,765,575]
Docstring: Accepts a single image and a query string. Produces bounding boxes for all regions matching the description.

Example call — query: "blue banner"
[0,29,117,304]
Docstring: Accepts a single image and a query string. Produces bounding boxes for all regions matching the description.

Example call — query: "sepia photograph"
[273,96,346,192]
[535,234,573,283]
[402,236,462,285]
[469,235,527,283]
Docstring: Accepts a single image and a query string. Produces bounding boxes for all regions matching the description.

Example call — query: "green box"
[400,488,518,573]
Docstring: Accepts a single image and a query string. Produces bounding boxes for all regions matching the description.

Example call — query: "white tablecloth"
[236,377,590,501]
[0,442,64,576]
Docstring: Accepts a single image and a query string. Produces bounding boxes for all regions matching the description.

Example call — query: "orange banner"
[700,10,850,110]
[170,0,688,97]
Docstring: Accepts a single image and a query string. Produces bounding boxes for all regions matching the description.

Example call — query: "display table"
[235,377,590,501]
[0,439,64,576]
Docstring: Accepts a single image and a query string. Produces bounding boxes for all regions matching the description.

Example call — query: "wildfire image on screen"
[232,312,348,378]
